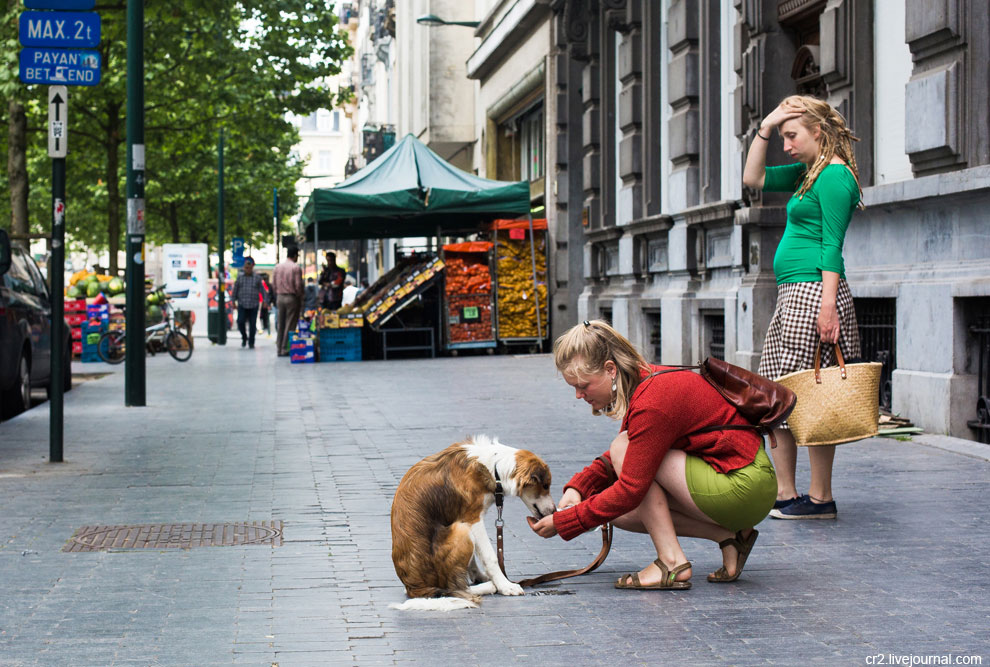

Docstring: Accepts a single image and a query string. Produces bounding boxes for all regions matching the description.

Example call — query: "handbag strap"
[814,342,847,383]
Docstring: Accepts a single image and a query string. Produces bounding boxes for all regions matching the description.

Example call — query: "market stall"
[490,218,548,348]
[442,242,495,351]
[298,134,536,359]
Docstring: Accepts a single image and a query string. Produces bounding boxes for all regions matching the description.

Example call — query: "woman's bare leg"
[611,436,756,579]
[769,428,798,500]
[807,444,835,502]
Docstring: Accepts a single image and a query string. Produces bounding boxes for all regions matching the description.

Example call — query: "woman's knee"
[609,432,630,477]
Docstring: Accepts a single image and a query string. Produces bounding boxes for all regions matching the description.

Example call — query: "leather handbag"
[775,343,882,446]
[646,358,798,446]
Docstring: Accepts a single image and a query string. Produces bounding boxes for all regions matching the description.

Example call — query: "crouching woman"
[528,320,777,589]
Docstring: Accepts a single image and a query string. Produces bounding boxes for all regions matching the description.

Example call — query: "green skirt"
[684,445,777,532]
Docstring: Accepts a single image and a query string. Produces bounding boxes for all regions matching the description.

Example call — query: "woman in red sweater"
[528,320,777,589]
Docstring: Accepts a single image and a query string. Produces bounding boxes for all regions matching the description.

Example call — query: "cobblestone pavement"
[1,336,988,666]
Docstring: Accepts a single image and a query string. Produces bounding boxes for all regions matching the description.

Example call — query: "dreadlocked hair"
[782,95,865,209]
[553,319,652,420]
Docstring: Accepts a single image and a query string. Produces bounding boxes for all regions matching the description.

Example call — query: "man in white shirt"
[342,276,359,306]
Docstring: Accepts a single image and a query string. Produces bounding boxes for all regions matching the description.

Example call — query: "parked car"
[0,230,71,420]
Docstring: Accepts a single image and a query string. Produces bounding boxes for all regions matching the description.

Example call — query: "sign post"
[20,0,102,463]
[125,0,146,406]
[48,85,67,463]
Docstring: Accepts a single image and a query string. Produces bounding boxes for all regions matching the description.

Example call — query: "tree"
[1,1,352,273]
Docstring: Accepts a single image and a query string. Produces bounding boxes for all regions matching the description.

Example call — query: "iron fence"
[968,314,990,444]
[704,313,725,360]
[855,298,896,412]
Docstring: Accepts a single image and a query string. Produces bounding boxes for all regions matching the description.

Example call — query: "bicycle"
[97,288,193,364]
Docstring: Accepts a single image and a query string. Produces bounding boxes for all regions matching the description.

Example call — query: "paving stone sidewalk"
[0,336,988,666]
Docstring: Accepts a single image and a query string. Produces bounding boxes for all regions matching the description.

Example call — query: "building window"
[855,298,897,413]
[599,307,613,325]
[300,112,318,132]
[645,309,662,363]
[703,311,725,361]
[601,242,620,276]
[332,111,341,133]
[519,106,544,182]
[318,151,333,173]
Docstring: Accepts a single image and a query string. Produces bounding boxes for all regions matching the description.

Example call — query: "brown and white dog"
[390,435,555,611]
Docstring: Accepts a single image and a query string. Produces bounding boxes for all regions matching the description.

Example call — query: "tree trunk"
[168,201,180,243]
[105,103,122,274]
[7,100,29,250]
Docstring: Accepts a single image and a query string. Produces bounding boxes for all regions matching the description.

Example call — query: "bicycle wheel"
[165,330,193,361]
[97,330,126,364]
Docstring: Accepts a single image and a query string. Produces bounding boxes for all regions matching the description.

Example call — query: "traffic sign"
[231,238,245,268]
[19,48,100,85]
[48,85,67,158]
[24,1,96,8]
[19,10,100,48]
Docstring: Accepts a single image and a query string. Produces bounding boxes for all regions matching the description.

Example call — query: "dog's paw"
[496,581,524,596]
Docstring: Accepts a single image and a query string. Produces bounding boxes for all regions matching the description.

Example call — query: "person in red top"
[528,320,777,590]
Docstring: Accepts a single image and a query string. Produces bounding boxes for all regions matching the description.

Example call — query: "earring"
[611,377,617,393]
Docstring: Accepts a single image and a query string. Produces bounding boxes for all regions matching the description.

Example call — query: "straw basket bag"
[775,343,882,447]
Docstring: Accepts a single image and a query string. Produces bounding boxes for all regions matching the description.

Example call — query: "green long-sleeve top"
[763,163,860,285]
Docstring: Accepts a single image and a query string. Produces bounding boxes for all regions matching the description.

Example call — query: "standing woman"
[742,95,863,520]
[528,321,778,590]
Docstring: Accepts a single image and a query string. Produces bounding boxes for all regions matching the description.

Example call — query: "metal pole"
[49,143,65,462]
[125,0,146,406]
[217,129,226,345]
[527,214,544,352]
[273,188,279,264]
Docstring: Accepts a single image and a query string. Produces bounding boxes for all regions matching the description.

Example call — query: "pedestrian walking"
[232,257,266,349]
[528,320,777,590]
[742,95,863,520]
[258,273,272,335]
[272,247,304,357]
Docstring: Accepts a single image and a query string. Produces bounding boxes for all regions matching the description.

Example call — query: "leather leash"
[494,461,615,588]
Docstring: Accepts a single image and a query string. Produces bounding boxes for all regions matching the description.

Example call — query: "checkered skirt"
[758,280,861,381]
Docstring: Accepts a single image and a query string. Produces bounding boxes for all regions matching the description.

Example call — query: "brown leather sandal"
[708,528,759,583]
[615,559,692,590]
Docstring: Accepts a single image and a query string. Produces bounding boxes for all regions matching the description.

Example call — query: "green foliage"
[2,0,352,256]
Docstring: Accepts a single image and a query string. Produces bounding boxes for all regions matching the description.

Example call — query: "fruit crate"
[319,328,361,362]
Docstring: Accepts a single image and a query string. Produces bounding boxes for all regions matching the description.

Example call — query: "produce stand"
[297,134,534,359]
[442,242,495,351]
[490,218,549,349]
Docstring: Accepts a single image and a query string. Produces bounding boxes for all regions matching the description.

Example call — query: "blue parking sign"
[231,237,245,268]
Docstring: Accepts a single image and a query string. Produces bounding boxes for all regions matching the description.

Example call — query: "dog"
[389,435,555,611]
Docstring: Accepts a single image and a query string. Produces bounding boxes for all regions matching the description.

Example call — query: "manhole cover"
[64,521,283,552]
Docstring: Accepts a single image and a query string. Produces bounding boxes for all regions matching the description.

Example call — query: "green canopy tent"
[299,133,531,240]
[297,133,545,348]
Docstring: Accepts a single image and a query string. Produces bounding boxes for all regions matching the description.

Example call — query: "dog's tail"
[389,596,477,611]
[389,587,480,612]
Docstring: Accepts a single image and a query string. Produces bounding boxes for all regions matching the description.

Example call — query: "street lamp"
[416,13,480,28]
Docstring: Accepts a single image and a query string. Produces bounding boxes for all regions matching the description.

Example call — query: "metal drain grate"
[63,521,283,552]
[528,589,574,596]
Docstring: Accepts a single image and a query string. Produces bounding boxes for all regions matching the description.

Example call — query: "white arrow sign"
[48,85,67,158]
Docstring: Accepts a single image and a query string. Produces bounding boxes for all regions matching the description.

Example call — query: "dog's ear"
[529,473,551,490]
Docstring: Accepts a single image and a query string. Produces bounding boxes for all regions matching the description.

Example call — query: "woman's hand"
[557,488,582,511]
[761,101,806,133]
[527,515,558,538]
[818,302,840,344]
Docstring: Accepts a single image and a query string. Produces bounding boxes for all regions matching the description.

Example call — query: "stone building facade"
[542,0,990,441]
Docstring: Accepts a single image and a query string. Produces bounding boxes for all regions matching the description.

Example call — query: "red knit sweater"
[553,365,763,541]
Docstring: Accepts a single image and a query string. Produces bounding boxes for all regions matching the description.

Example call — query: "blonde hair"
[553,319,652,420]
[781,95,864,206]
